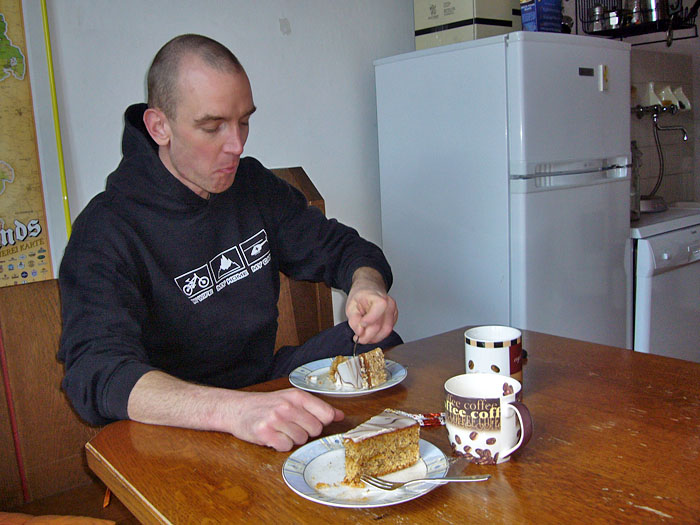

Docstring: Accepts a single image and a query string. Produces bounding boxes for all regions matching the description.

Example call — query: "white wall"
[45,1,415,320]
[45,1,700,322]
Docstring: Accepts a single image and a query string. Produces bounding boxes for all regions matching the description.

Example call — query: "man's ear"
[143,108,171,146]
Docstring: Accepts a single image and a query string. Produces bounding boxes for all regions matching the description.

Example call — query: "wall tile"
[630,48,696,203]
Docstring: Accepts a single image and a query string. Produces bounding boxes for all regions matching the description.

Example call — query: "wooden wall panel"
[0,356,23,509]
[0,280,99,502]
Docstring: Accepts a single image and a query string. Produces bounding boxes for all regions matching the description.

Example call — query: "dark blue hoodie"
[58,103,392,425]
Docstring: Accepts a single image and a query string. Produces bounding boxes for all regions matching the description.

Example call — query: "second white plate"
[288,358,407,397]
[282,434,449,508]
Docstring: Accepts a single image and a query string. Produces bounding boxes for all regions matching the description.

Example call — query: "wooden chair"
[271,167,334,350]
[0,167,333,520]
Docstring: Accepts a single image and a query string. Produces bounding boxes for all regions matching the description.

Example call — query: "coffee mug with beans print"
[444,373,532,464]
[465,325,523,387]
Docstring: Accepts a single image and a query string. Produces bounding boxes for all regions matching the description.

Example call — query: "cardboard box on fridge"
[520,0,562,33]
[414,0,522,50]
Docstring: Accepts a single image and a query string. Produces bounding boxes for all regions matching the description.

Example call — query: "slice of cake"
[329,347,387,390]
[343,409,420,485]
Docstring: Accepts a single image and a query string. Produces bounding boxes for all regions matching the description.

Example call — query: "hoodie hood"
[106,103,208,212]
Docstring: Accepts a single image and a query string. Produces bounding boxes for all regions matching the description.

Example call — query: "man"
[58,34,400,452]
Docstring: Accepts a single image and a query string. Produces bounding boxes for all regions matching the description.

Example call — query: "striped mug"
[464,325,523,389]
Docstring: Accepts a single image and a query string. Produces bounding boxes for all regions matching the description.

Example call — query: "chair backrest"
[0,167,333,507]
[271,167,334,349]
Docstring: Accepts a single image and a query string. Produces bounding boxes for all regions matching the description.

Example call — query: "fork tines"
[360,475,397,490]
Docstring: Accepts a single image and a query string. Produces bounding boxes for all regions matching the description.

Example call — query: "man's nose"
[223,127,245,155]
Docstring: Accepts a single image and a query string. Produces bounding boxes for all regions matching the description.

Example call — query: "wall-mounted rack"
[631,104,690,144]
[575,0,698,46]
[632,103,682,119]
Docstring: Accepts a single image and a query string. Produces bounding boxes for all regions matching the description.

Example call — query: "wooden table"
[85,328,700,524]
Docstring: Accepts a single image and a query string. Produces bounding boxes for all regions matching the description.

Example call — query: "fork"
[361,473,490,490]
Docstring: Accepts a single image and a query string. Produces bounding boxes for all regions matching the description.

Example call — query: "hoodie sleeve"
[57,200,155,425]
[250,162,393,294]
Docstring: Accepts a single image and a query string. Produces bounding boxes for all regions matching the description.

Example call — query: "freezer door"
[505,32,631,175]
[510,175,631,348]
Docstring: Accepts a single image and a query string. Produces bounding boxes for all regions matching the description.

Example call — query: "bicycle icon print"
[175,264,214,298]
[182,272,211,296]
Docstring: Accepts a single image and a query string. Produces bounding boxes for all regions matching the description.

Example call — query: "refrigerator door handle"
[510,163,631,180]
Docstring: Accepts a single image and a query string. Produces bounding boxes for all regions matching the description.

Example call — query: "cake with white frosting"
[343,409,420,485]
[329,347,387,390]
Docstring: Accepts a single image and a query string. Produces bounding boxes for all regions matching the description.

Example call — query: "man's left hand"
[345,267,398,344]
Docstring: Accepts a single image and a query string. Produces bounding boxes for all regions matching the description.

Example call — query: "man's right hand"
[127,371,343,451]
[226,388,344,451]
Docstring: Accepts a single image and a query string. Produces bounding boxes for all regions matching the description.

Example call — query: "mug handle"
[500,401,533,460]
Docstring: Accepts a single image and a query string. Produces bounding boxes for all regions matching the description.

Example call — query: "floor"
[7,480,138,525]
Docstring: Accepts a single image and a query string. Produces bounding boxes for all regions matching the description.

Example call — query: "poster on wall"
[0,0,69,288]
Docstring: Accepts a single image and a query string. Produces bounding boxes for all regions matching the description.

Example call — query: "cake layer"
[330,347,387,390]
[343,410,420,485]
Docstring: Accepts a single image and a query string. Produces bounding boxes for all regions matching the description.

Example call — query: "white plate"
[282,434,449,508]
[289,358,407,397]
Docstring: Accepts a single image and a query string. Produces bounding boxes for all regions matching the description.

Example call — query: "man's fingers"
[353,297,398,344]
[349,297,389,341]
[253,424,295,451]
[227,390,345,451]
[361,295,388,321]
[262,390,344,450]
[293,388,344,427]
[252,412,314,451]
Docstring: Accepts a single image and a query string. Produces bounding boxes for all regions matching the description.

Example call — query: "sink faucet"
[652,112,688,141]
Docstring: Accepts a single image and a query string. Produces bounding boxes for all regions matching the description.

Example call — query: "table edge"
[85,440,172,525]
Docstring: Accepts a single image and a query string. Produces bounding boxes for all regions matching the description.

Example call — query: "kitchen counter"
[630,205,700,238]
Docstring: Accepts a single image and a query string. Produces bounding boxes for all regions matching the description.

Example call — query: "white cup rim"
[445,372,522,398]
[464,325,521,344]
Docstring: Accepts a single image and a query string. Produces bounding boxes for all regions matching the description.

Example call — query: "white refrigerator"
[375,31,632,348]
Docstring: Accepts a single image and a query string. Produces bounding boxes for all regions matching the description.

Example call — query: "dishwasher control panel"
[641,225,700,274]
[690,242,700,261]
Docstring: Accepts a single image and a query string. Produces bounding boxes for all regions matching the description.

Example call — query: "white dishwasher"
[631,206,700,362]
